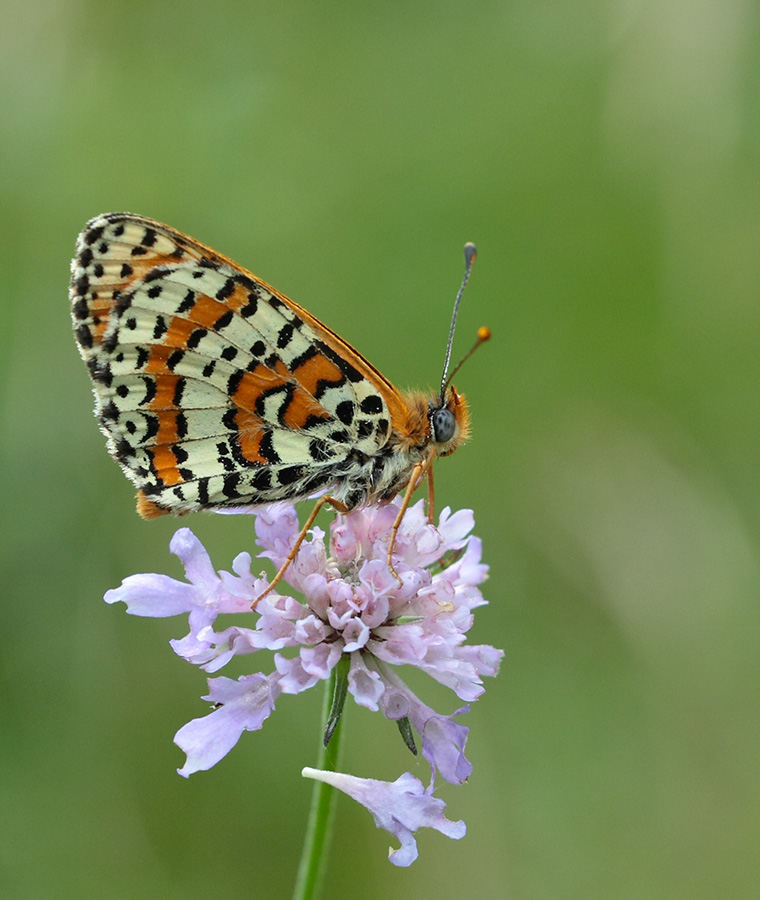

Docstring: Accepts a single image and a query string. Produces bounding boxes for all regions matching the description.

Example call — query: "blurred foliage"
[1,1,759,897]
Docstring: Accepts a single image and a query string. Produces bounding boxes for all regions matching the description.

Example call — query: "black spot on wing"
[214,310,234,330]
[251,467,272,491]
[223,472,241,498]
[240,293,258,317]
[277,464,306,486]
[75,324,93,349]
[144,266,171,284]
[336,400,354,425]
[187,328,207,349]
[141,377,157,405]
[74,274,90,297]
[360,395,383,414]
[277,323,294,349]
[167,349,185,371]
[215,278,236,301]
[72,297,88,320]
[143,415,159,442]
[84,225,105,246]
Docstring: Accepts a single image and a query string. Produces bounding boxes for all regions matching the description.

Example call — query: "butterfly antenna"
[442,325,491,394]
[439,242,478,401]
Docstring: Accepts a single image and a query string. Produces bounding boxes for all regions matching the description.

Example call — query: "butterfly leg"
[387,456,433,584]
[426,463,436,525]
[253,495,340,608]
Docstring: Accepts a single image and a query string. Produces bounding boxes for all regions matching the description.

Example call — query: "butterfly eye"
[431,407,457,444]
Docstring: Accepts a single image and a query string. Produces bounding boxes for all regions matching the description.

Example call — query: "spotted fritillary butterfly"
[70,213,485,585]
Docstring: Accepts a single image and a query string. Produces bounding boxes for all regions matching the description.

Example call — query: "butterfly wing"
[70,213,407,515]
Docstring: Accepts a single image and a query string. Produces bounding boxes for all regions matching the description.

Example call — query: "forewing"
[70,213,397,514]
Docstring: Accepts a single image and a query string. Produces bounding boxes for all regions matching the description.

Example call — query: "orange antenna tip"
[442,325,491,393]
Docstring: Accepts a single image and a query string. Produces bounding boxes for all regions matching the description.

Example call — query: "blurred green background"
[2,1,759,897]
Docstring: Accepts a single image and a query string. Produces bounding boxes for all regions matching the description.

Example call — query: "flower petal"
[301,768,465,866]
[299,641,342,679]
[105,573,197,617]
[376,665,473,784]
[437,506,475,547]
[420,708,473,785]
[175,673,280,776]
[254,503,300,559]
[169,528,217,586]
[348,654,385,710]
[341,617,370,652]
[274,653,321,694]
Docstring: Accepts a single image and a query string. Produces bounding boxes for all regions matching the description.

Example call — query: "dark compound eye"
[431,407,457,444]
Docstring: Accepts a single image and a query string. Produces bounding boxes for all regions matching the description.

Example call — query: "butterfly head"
[429,385,471,457]
[422,243,487,459]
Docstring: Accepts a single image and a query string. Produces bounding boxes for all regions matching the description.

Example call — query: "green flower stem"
[292,661,347,900]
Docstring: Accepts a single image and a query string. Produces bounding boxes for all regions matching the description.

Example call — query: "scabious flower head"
[105,497,502,863]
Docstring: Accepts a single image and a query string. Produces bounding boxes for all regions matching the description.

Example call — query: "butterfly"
[70,213,487,595]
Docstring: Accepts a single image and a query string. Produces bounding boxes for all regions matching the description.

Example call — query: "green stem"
[291,665,345,900]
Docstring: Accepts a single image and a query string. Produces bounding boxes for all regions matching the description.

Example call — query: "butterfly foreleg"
[253,495,342,608]
[387,454,434,584]
[426,463,436,525]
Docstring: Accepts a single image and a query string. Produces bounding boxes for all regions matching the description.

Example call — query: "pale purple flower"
[105,497,502,860]
[174,673,281,776]
[301,767,466,867]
